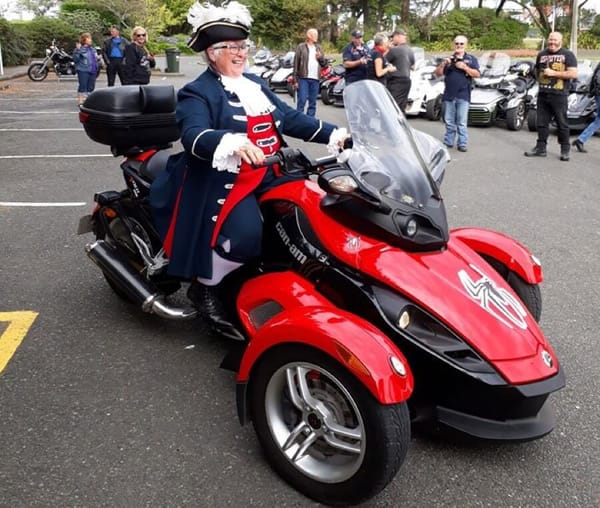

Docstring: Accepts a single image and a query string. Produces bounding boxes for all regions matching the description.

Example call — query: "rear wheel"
[28,63,48,81]
[250,345,410,506]
[506,101,525,131]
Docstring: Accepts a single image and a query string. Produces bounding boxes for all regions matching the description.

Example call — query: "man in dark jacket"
[101,26,129,86]
[293,28,326,116]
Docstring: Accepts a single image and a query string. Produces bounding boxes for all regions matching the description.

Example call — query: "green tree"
[246,0,326,49]
[0,18,31,65]
[430,8,471,43]
[16,0,58,17]
[18,17,79,56]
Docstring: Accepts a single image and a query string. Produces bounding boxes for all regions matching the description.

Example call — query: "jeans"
[578,97,600,143]
[443,98,469,148]
[77,71,96,94]
[296,78,320,117]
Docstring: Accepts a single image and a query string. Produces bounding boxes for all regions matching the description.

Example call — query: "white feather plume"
[187,1,253,32]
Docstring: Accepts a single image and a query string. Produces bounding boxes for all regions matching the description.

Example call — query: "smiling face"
[547,32,563,53]
[207,40,249,77]
[453,36,468,56]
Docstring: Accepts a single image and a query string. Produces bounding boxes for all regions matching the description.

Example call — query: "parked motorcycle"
[468,52,537,130]
[27,39,77,81]
[320,63,345,106]
[246,47,280,83]
[286,58,338,98]
[78,80,564,505]
[405,53,446,121]
[269,51,294,93]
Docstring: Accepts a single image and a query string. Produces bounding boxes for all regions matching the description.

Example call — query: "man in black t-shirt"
[524,31,578,161]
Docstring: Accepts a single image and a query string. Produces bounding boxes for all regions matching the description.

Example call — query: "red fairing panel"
[451,227,543,284]
[236,271,414,404]
[260,181,559,385]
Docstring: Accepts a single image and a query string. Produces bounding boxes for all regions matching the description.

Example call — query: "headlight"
[46,49,51,56]
[329,175,358,193]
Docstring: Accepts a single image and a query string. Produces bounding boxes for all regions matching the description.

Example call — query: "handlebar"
[252,147,340,175]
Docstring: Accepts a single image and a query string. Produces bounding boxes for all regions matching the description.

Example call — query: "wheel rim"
[264,361,366,483]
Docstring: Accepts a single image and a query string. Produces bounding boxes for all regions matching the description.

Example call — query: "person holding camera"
[435,36,480,152]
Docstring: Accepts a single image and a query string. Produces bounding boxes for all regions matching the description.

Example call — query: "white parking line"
[0,154,113,159]
[0,128,82,131]
[0,110,79,114]
[0,202,87,207]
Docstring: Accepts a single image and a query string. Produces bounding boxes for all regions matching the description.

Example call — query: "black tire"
[28,63,48,81]
[481,255,542,322]
[527,109,537,132]
[425,96,442,121]
[249,345,410,506]
[506,101,525,131]
[320,84,334,105]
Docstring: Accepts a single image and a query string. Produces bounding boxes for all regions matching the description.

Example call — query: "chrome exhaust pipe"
[85,240,197,320]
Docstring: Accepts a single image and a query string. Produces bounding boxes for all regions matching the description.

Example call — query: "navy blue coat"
[150,68,336,279]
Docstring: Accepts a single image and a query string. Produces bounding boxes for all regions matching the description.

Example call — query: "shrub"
[0,19,32,65]
[18,17,80,56]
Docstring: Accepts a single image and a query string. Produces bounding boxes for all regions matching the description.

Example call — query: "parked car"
[467,52,537,131]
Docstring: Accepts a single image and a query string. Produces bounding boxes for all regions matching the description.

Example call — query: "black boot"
[524,143,547,157]
[187,281,244,341]
[572,139,587,153]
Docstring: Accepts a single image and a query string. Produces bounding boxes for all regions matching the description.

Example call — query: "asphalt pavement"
[1,57,599,507]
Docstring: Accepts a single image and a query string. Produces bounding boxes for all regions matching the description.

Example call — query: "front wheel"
[506,101,525,131]
[320,84,334,105]
[481,255,542,322]
[250,345,410,506]
[425,95,442,121]
[28,63,48,81]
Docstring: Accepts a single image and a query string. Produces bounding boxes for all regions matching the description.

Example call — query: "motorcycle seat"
[141,150,172,181]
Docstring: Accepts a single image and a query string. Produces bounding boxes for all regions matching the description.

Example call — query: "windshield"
[342,80,446,209]
[478,52,510,78]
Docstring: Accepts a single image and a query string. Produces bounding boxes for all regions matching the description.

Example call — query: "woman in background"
[72,32,98,105]
[122,26,155,85]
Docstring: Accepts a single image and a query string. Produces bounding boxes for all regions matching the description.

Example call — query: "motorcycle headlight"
[46,48,51,56]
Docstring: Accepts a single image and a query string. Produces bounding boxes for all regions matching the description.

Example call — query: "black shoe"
[187,281,244,341]
[572,139,587,153]
[524,147,547,157]
[457,145,467,152]
[560,152,570,162]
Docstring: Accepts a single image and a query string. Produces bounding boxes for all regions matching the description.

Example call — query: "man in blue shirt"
[342,30,369,84]
[435,35,480,152]
[101,26,129,86]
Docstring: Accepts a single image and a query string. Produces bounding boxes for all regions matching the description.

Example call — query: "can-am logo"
[458,265,527,330]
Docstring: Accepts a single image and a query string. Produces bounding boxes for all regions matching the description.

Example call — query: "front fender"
[236,272,413,411]
[451,227,542,284]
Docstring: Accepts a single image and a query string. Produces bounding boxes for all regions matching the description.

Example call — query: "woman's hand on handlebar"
[236,143,266,166]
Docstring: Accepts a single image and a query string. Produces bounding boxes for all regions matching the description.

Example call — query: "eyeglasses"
[454,42,465,46]
[134,33,146,37]
[212,43,250,54]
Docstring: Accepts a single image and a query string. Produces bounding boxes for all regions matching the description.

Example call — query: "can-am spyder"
[78,80,564,506]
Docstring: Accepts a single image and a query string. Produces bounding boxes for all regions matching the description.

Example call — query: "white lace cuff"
[212,132,250,173]
[327,127,348,156]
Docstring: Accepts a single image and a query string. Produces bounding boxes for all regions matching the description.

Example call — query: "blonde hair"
[79,32,92,45]
[131,26,148,41]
